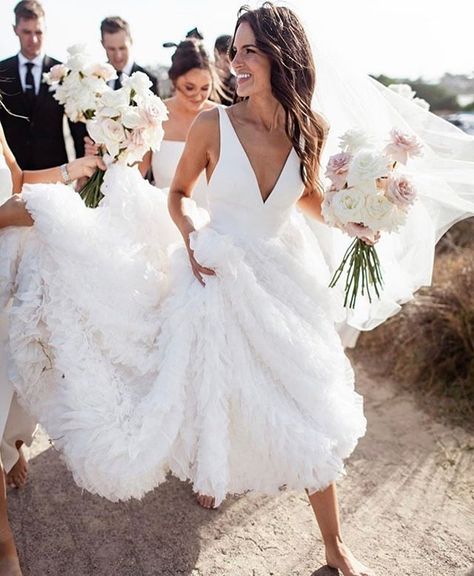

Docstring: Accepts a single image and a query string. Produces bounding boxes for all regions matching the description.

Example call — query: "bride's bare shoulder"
[191,106,220,138]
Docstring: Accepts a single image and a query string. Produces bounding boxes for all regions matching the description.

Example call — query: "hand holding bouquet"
[322,128,423,308]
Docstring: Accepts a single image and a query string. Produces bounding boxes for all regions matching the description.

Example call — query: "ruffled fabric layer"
[5,169,366,504]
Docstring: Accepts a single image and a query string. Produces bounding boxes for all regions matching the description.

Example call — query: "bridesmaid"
[86,39,220,205]
[0,120,104,576]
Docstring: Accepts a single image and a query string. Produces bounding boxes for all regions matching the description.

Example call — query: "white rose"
[85,62,117,82]
[66,53,91,72]
[339,129,374,154]
[86,119,105,144]
[100,118,126,158]
[122,108,144,130]
[347,150,390,188]
[122,71,152,99]
[143,124,164,151]
[44,64,68,85]
[364,194,406,232]
[331,188,365,226]
[97,89,130,118]
[143,95,168,122]
[67,43,88,56]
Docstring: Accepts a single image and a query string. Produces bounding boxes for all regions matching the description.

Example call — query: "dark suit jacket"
[0,54,86,170]
[130,62,160,97]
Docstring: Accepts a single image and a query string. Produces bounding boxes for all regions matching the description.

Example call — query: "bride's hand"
[67,156,107,181]
[186,245,215,286]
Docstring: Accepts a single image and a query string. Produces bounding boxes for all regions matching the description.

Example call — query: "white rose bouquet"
[43,44,116,122]
[79,71,168,207]
[322,128,423,308]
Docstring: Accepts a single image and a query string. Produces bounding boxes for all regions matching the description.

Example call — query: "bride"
[1,4,473,575]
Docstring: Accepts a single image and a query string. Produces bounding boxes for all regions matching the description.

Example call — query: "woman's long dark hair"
[230,3,327,197]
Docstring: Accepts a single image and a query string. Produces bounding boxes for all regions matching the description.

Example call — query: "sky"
[0,0,473,80]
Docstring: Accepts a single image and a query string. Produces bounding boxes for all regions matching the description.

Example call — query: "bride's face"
[174,68,212,113]
[231,22,272,99]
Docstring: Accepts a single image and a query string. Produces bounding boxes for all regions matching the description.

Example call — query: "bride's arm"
[298,188,324,222]
[168,108,218,285]
[298,115,329,222]
[168,108,216,239]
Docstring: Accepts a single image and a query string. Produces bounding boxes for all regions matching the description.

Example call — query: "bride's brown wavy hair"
[230,3,327,197]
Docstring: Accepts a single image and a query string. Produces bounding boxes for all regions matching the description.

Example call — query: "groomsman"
[100,17,160,96]
[0,0,85,170]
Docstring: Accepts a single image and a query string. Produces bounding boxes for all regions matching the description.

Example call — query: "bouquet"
[322,127,423,308]
[80,71,168,207]
[43,44,116,122]
[45,45,168,208]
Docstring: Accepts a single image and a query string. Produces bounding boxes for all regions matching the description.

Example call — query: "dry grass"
[358,220,474,427]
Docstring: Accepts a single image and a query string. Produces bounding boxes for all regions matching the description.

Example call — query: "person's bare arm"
[0,122,22,193]
[298,115,329,222]
[22,156,106,185]
[168,108,218,285]
[138,150,152,178]
[0,195,33,228]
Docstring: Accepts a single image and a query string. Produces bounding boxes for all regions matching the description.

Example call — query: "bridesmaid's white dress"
[152,140,208,208]
[0,154,36,473]
[2,108,367,503]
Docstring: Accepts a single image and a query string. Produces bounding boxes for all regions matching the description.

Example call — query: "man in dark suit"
[100,17,160,96]
[0,0,85,170]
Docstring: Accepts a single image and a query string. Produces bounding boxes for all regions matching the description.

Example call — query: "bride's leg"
[0,464,22,576]
[308,483,374,576]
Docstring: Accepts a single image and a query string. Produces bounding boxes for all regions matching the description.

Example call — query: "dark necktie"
[25,62,36,96]
[114,71,123,90]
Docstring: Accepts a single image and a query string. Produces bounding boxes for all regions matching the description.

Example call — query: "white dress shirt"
[18,52,44,96]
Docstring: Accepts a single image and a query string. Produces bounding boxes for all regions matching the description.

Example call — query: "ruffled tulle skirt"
[2,166,366,504]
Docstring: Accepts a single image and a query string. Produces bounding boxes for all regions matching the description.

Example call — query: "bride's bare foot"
[0,537,22,576]
[196,494,216,509]
[325,538,375,576]
[6,444,28,490]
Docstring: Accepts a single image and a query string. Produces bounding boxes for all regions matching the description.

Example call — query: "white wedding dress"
[4,107,366,504]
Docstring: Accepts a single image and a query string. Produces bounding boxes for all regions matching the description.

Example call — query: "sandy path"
[8,361,474,576]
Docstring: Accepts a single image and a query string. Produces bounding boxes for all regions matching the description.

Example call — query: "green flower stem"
[78,168,105,208]
[329,238,384,309]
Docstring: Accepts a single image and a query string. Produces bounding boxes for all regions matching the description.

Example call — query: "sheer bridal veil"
[298,8,474,333]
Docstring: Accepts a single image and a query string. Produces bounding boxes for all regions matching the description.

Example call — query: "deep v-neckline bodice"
[222,109,293,205]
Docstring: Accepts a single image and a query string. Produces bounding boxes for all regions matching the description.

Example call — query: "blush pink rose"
[49,64,68,82]
[343,222,377,242]
[325,152,352,189]
[384,129,423,165]
[386,175,417,208]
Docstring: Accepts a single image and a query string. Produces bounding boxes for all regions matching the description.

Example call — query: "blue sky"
[0,0,473,79]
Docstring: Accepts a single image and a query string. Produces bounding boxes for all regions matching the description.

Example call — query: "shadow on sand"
[8,446,224,576]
